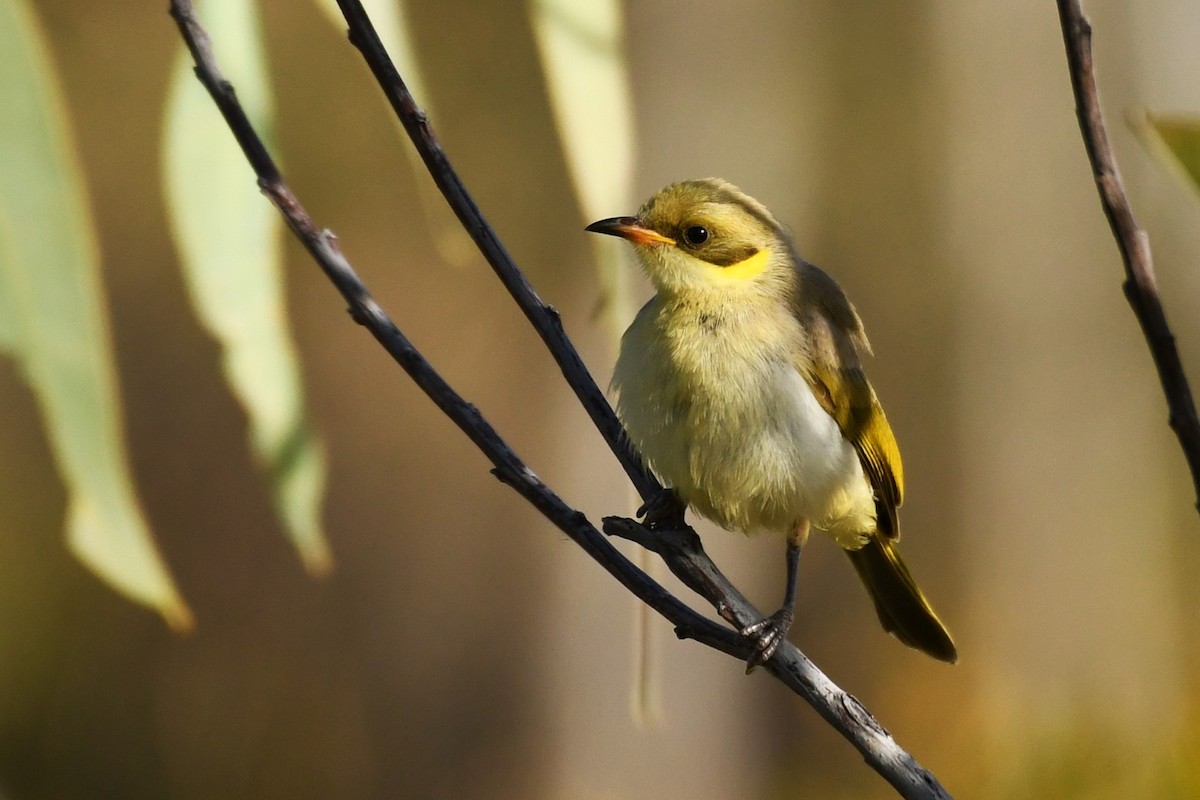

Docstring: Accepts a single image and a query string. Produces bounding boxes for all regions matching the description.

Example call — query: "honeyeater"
[587,179,956,668]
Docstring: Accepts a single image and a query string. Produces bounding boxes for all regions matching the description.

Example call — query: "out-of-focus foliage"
[1136,114,1200,199]
[163,0,331,577]
[529,0,654,723]
[0,0,191,628]
[314,0,475,266]
[531,0,636,334]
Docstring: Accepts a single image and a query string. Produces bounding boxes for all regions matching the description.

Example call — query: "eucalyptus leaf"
[0,0,192,628]
[1134,113,1200,199]
[314,0,475,266]
[163,0,331,576]
[531,0,637,335]
[530,0,651,724]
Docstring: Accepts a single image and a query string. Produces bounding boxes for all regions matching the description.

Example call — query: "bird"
[586,178,956,670]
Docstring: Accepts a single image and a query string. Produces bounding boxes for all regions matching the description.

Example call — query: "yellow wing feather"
[802,362,904,538]
[792,262,904,538]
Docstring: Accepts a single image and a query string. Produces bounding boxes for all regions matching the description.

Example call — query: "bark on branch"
[1056,0,1200,514]
[167,1,952,797]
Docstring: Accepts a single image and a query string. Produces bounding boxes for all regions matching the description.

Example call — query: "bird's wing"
[794,264,905,539]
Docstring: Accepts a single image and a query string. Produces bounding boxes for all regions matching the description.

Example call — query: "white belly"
[613,299,876,547]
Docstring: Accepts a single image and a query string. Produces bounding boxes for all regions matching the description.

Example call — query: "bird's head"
[586,179,791,296]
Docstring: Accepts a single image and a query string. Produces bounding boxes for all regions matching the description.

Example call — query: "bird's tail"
[845,536,957,663]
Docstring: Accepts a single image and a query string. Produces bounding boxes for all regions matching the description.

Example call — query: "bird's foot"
[637,489,686,530]
[740,608,795,673]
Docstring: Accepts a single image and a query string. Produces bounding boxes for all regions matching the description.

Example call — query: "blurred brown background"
[2,1,1199,797]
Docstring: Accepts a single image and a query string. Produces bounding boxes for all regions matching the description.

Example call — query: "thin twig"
[1056,0,1200,514]
[167,2,953,797]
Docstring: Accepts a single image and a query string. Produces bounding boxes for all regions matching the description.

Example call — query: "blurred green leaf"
[314,0,475,267]
[0,0,192,628]
[531,1,650,725]
[1133,113,1200,198]
[163,0,331,576]
[531,0,637,335]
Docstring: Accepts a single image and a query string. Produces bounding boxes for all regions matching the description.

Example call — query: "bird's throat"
[713,249,772,283]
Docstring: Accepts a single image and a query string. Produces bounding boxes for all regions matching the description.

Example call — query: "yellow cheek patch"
[707,248,771,283]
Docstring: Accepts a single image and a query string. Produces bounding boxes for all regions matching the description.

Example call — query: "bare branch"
[1056,0,1200,514]
[603,517,951,800]
[167,2,953,797]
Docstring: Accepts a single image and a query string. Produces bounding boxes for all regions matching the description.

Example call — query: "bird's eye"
[682,225,709,246]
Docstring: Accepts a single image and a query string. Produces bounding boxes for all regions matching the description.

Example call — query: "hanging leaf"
[0,0,192,628]
[530,0,655,724]
[531,0,637,335]
[314,0,475,266]
[1133,113,1200,198]
[163,0,331,577]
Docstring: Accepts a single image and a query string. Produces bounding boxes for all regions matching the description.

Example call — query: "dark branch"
[167,2,952,797]
[1056,0,1200,514]
[603,517,949,800]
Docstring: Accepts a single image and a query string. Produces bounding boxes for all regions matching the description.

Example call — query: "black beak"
[585,216,674,246]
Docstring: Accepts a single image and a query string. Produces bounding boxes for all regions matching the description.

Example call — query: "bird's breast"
[613,295,875,542]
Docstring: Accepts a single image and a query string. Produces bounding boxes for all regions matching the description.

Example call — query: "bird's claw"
[636,489,686,529]
[740,609,794,673]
